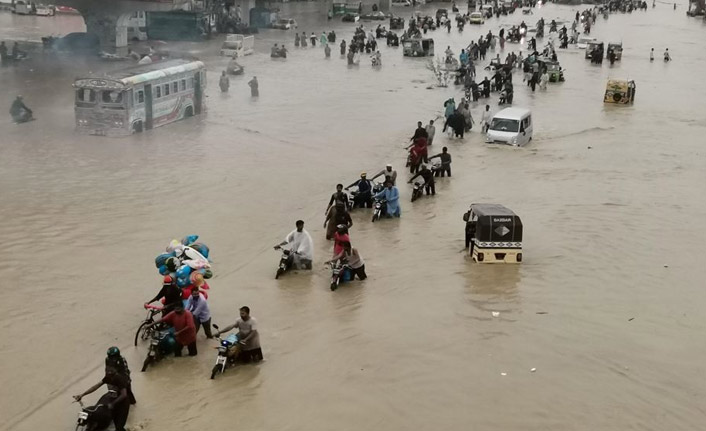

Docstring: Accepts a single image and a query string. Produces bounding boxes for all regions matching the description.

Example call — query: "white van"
[126,11,148,41]
[14,0,31,14]
[485,107,533,147]
[220,34,254,57]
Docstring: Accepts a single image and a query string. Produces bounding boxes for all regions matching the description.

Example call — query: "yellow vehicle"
[402,37,434,57]
[463,204,523,264]
[604,79,636,104]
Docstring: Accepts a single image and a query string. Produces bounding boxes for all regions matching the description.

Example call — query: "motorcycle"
[430,160,443,176]
[411,181,424,202]
[210,324,240,379]
[348,189,359,209]
[141,327,175,372]
[74,390,115,431]
[275,248,292,279]
[328,261,351,291]
[348,182,381,209]
[134,303,163,346]
[371,198,387,222]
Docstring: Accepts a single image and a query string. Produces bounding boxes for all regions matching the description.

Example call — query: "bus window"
[180,79,186,91]
[102,91,123,104]
[164,84,170,96]
[136,90,144,104]
[172,82,178,93]
[76,88,96,106]
[156,86,161,98]
[189,77,194,89]
[102,91,125,109]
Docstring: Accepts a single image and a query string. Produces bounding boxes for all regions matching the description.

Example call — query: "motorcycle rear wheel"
[275,267,284,280]
[141,356,153,372]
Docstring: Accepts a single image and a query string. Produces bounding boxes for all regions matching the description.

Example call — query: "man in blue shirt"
[374,180,401,217]
[186,286,212,339]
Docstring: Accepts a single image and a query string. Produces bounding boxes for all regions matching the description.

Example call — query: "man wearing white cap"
[371,164,397,186]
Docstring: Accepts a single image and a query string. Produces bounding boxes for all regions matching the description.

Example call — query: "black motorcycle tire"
[141,356,153,372]
[371,212,379,222]
[134,321,151,346]
[211,364,222,380]
[330,280,339,291]
[275,267,284,280]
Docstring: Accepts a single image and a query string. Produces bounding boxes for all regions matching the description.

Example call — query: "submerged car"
[486,107,533,146]
[220,34,254,57]
[35,4,56,16]
[402,37,434,57]
[361,11,389,20]
[576,36,596,49]
[272,18,297,29]
[342,13,360,22]
[469,11,484,24]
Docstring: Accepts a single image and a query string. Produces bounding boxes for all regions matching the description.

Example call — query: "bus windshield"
[101,90,125,109]
[489,118,520,132]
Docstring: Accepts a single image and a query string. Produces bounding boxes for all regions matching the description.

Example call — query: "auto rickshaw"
[463,204,523,264]
[390,16,405,29]
[542,59,565,82]
[606,42,623,61]
[585,41,604,59]
[402,37,434,57]
[604,79,636,104]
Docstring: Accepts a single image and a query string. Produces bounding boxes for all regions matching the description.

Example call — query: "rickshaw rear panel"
[468,203,523,264]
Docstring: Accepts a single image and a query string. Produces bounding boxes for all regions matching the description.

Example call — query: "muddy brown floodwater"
[1,2,705,431]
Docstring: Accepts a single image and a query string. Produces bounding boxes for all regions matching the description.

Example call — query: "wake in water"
[538,125,615,142]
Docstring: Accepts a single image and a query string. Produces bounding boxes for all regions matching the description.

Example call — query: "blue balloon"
[181,235,199,245]
[176,264,192,279]
[158,265,169,275]
[155,252,174,268]
[176,276,190,288]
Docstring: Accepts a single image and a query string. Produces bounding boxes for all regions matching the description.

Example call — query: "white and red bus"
[74,59,206,136]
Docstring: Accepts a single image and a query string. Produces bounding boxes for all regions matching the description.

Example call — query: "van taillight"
[477,253,484,262]
[517,253,522,262]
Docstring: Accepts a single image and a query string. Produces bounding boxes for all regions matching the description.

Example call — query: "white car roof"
[493,107,531,120]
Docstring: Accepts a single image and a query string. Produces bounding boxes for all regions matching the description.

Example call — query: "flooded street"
[2,2,706,430]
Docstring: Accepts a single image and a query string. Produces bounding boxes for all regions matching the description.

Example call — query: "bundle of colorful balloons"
[154,235,212,299]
